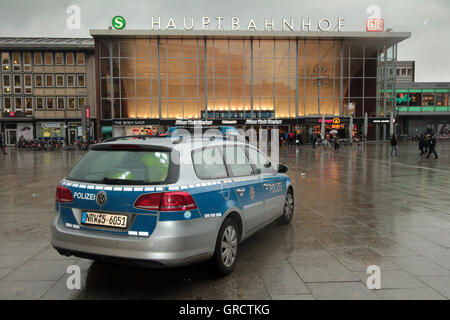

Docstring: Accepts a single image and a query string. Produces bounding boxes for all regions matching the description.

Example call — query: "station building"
[90,29,411,141]
[0,38,96,145]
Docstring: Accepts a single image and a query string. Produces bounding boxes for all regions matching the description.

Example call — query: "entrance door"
[6,129,17,146]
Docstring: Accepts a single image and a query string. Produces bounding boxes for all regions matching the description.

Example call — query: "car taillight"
[56,185,73,203]
[160,192,197,211]
[134,193,163,210]
[134,192,197,211]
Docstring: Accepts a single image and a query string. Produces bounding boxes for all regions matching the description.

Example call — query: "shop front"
[36,122,66,141]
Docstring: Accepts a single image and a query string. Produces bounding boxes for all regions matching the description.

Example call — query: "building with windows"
[0,38,96,145]
[91,29,411,141]
[395,80,450,137]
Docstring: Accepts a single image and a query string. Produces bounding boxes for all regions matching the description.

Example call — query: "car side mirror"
[277,164,288,173]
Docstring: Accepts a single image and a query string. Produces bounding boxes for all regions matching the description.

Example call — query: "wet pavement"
[0,142,449,300]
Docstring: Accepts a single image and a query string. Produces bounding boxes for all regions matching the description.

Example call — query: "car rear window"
[67,150,176,185]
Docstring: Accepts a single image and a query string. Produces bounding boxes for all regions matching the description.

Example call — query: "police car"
[51,135,294,275]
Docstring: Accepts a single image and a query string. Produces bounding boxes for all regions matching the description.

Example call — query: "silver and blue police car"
[51,134,294,275]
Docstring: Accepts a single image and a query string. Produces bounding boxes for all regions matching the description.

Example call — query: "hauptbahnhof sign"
[139,16,345,32]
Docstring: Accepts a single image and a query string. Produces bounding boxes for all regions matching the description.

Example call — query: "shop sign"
[332,117,341,124]
[174,120,213,126]
[113,120,147,126]
[2,111,27,118]
[41,122,62,128]
[245,119,283,125]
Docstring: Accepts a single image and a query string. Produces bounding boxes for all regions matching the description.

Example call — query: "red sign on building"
[366,19,384,32]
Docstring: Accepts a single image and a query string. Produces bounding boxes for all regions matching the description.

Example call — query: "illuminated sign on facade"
[366,19,384,32]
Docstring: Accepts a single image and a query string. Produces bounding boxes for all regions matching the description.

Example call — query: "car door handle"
[236,188,245,196]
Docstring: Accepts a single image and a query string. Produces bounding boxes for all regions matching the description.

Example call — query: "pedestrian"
[0,132,6,155]
[390,134,398,157]
[284,131,289,146]
[418,134,426,155]
[426,133,438,159]
[312,134,317,149]
[288,131,294,146]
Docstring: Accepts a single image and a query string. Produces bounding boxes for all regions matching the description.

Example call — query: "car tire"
[277,189,294,225]
[212,217,239,276]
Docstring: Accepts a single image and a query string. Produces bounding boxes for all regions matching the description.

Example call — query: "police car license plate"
[81,212,128,229]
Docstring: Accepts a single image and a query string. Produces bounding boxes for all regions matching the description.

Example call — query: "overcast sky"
[1,0,449,82]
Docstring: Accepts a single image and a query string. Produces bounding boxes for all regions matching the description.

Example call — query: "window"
[2,74,11,94]
[67,97,76,109]
[76,52,85,65]
[2,52,10,71]
[34,52,43,65]
[55,52,64,65]
[35,97,44,110]
[66,52,74,65]
[223,146,254,177]
[435,93,447,106]
[409,92,421,106]
[68,150,172,185]
[78,96,86,109]
[45,74,54,87]
[396,69,401,76]
[57,97,65,110]
[24,74,32,94]
[46,97,55,110]
[44,52,53,65]
[14,75,22,94]
[3,97,12,111]
[77,74,85,87]
[12,52,21,71]
[422,93,435,106]
[66,74,75,87]
[407,68,412,76]
[192,147,228,179]
[34,74,43,87]
[23,52,32,71]
[25,97,33,115]
[246,146,274,174]
[401,68,406,76]
[14,97,23,111]
[396,93,409,106]
[56,74,64,87]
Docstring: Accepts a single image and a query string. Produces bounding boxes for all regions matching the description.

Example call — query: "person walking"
[418,134,426,155]
[288,131,294,146]
[284,131,289,147]
[426,133,438,159]
[0,132,6,155]
[312,134,317,149]
[390,134,398,157]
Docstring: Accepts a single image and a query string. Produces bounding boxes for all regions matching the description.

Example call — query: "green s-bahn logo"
[112,16,126,30]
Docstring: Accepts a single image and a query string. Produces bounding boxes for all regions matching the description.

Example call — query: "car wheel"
[278,189,294,224]
[212,217,239,276]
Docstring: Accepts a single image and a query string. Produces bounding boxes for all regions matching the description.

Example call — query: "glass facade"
[98,37,396,120]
